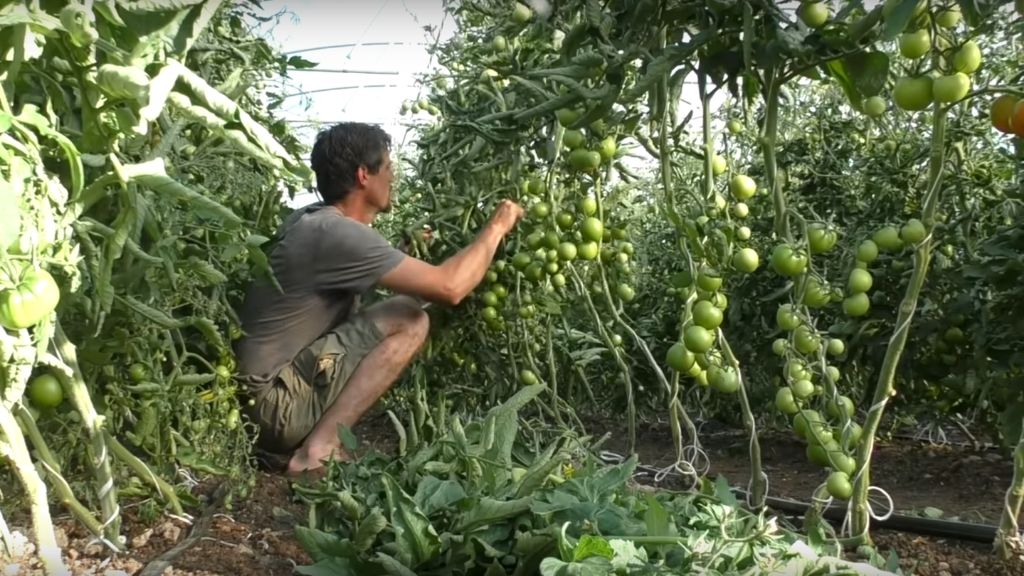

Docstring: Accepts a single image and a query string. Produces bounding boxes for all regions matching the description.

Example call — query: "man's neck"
[333,197,376,225]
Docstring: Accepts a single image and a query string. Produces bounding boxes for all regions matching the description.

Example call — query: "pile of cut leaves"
[292,386,897,575]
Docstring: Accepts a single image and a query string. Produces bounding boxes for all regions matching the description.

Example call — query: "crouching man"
[234,122,523,477]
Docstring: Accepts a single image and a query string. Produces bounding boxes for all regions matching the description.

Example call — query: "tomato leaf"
[539,556,614,576]
[413,476,467,517]
[287,55,318,70]
[293,526,356,564]
[457,497,533,532]
[381,473,440,567]
[352,509,387,553]
[573,535,614,562]
[880,0,921,41]
[842,51,889,98]
[999,401,1024,446]
[0,178,20,251]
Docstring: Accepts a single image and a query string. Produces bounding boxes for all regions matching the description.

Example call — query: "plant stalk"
[52,321,123,544]
[995,419,1024,559]
[0,403,67,574]
[848,101,947,547]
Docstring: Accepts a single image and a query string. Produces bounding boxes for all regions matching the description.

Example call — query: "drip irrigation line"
[598,451,1007,544]
[732,487,1000,544]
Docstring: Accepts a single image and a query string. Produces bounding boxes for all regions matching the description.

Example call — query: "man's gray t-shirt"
[235,203,405,388]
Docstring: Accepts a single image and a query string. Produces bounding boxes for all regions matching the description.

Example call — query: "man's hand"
[398,225,435,254]
[489,200,524,236]
[379,199,524,307]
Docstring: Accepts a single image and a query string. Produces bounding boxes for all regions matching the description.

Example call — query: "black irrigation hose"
[731,488,999,544]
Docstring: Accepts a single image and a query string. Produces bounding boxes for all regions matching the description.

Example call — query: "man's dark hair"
[310,122,392,204]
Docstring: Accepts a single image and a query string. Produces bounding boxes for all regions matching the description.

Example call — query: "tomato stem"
[995,427,1024,558]
[0,401,70,572]
[848,97,948,548]
[13,403,112,544]
[763,73,788,241]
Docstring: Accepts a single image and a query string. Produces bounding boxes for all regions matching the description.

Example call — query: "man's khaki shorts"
[245,314,384,454]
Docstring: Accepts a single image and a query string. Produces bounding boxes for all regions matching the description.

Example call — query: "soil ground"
[4,413,1024,576]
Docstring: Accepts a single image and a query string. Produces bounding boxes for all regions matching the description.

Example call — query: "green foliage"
[294,386,897,575]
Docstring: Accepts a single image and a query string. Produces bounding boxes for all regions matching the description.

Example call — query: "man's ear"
[356,165,369,187]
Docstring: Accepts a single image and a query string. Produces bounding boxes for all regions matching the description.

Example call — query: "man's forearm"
[438,223,505,304]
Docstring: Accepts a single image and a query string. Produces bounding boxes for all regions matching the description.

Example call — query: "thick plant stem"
[848,103,947,547]
[718,334,765,508]
[14,404,115,544]
[543,320,564,428]
[995,425,1024,559]
[762,73,788,240]
[52,321,122,545]
[0,403,67,574]
[104,432,183,515]
[568,266,637,453]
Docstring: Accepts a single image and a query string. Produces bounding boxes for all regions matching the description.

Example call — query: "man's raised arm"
[379,200,523,306]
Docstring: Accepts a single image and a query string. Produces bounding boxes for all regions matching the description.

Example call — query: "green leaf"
[922,506,943,519]
[381,474,441,567]
[288,55,319,70]
[372,552,418,576]
[608,539,648,573]
[353,509,387,552]
[171,0,222,55]
[295,558,363,576]
[643,494,671,538]
[539,556,614,576]
[579,455,637,501]
[512,534,558,576]
[881,0,921,41]
[824,59,860,109]
[1000,401,1024,446]
[0,178,20,251]
[843,51,889,98]
[413,476,467,516]
[121,159,240,225]
[337,425,359,453]
[294,526,357,563]
[573,535,614,562]
[713,475,739,508]
[457,497,533,531]
[483,560,508,576]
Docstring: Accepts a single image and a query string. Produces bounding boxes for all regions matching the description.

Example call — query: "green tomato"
[128,363,149,383]
[807,224,838,254]
[776,304,802,331]
[693,300,723,330]
[732,248,759,273]
[27,373,64,409]
[683,325,715,354]
[900,218,927,244]
[729,174,757,200]
[856,239,879,263]
[0,266,61,330]
[952,41,981,74]
[847,268,873,294]
[666,342,696,372]
[771,244,808,277]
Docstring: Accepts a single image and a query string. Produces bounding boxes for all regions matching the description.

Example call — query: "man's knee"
[368,295,430,338]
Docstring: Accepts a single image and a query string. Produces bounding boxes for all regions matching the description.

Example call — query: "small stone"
[54,528,69,550]
[937,561,950,570]
[66,549,78,561]
[157,521,182,543]
[84,542,105,557]
[131,528,154,549]
[937,571,951,576]
[949,559,972,572]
